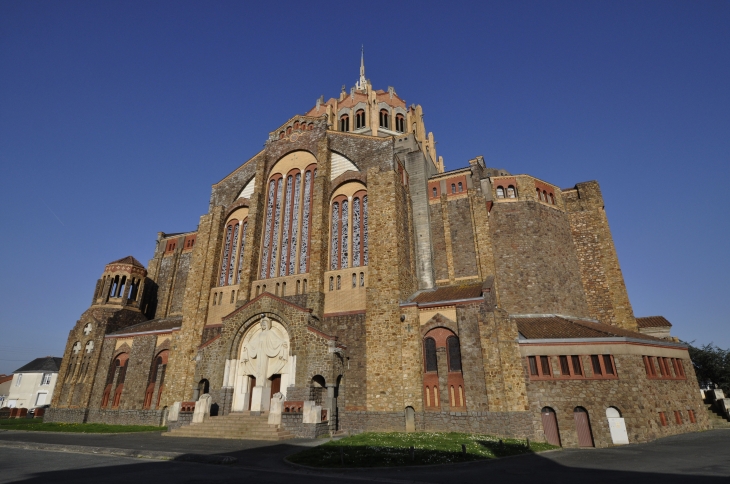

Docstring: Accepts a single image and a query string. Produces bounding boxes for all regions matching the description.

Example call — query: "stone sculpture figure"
[241,316,288,381]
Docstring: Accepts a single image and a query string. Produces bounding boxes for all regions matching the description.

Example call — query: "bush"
[687,342,730,393]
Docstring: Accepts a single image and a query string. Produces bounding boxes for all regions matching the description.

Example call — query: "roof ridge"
[108,255,145,268]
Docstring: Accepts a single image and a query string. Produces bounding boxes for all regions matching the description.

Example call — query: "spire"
[360,45,365,77]
[356,45,367,91]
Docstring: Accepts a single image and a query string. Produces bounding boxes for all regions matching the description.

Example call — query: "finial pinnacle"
[357,45,366,90]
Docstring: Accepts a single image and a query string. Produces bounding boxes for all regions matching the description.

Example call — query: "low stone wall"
[339,410,535,438]
[86,408,166,426]
[340,411,406,432]
[281,413,330,438]
[421,411,535,438]
[45,407,168,427]
[166,411,193,431]
[44,407,88,424]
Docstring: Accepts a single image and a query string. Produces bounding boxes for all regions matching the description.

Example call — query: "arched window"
[330,200,340,270]
[451,183,456,194]
[507,185,517,198]
[355,109,365,129]
[395,113,405,132]
[339,114,349,132]
[102,353,128,409]
[542,190,547,202]
[432,187,437,198]
[260,154,317,279]
[424,338,437,372]
[458,182,463,192]
[143,350,168,410]
[279,131,285,139]
[550,193,555,205]
[330,187,368,270]
[496,186,505,199]
[379,109,389,129]
[219,219,239,286]
[446,336,462,372]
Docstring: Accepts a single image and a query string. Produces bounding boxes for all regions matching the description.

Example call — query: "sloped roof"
[410,282,484,304]
[108,317,182,336]
[636,316,672,328]
[108,256,145,268]
[0,374,14,384]
[515,316,664,342]
[14,356,63,373]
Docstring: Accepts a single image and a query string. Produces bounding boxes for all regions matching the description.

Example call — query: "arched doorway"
[405,406,416,432]
[198,379,209,398]
[541,407,561,446]
[606,406,629,444]
[573,407,595,447]
[231,315,292,412]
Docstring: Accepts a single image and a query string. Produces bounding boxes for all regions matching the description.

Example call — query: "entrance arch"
[541,406,561,446]
[573,407,595,447]
[231,315,293,412]
[606,406,629,445]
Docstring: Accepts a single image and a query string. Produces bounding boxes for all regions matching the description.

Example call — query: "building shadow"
[7,442,730,484]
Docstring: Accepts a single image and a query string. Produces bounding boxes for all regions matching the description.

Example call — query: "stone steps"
[704,404,730,429]
[165,412,295,440]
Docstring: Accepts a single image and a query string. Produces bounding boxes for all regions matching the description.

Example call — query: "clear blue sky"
[0,1,728,374]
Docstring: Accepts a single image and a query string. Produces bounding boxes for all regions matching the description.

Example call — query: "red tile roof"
[636,316,672,328]
[410,282,484,304]
[515,316,664,342]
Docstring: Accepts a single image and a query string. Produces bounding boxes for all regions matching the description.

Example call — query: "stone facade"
[46,58,706,448]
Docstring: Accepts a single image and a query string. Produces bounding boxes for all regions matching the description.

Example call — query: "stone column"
[436,347,450,410]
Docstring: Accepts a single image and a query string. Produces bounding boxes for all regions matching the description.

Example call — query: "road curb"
[0,441,237,465]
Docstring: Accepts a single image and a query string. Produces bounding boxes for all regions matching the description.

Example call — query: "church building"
[46,54,708,447]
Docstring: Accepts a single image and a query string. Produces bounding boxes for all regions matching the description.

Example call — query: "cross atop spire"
[356,46,367,91]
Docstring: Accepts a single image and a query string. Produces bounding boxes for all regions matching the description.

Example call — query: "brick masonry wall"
[428,203,449,281]
[478,309,530,412]
[52,307,148,412]
[364,168,415,412]
[163,206,226,405]
[168,251,192,316]
[524,352,709,447]
[447,198,479,279]
[456,304,490,411]
[118,335,157,410]
[563,181,637,330]
[490,200,590,317]
[321,313,367,411]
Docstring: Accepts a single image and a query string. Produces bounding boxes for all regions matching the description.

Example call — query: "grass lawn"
[287,432,558,468]
[0,419,166,433]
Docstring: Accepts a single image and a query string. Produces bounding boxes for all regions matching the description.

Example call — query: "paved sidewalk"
[0,429,729,483]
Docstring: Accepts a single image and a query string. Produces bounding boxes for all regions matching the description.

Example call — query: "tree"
[686,343,730,394]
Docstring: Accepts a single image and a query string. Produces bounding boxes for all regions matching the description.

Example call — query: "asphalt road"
[0,429,728,483]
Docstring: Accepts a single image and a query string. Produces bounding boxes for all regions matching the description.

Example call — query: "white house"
[0,375,12,407]
[5,357,62,409]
